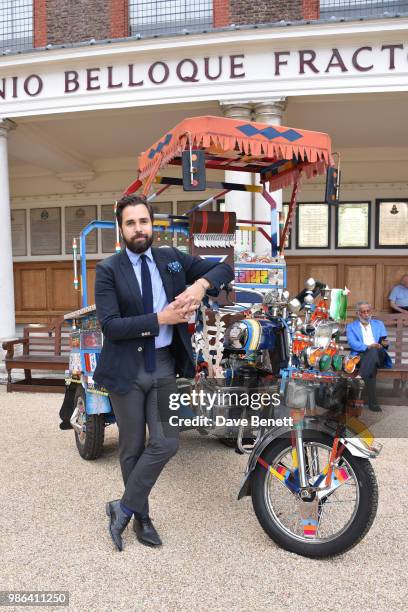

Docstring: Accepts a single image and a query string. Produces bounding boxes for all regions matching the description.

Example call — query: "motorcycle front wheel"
[251,432,378,558]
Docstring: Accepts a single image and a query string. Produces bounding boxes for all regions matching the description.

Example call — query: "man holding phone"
[346,302,393,412]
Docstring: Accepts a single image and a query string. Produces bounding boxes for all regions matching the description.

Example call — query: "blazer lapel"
[356,320,364,344]
[152,247,174,303]
[119,250,144,313]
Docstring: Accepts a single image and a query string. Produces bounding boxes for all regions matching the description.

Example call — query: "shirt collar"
[126,246,153,265]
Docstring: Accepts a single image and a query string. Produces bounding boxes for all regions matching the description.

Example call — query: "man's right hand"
[157,301,195,325]
[368,343,381,349]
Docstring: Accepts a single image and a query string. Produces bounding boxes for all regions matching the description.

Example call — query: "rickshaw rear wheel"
[73,385,105,460]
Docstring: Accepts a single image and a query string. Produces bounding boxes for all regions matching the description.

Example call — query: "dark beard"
[123,233,154,254]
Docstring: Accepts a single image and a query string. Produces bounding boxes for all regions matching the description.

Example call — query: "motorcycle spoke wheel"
[251,432,378,557]
[265,442,359,543]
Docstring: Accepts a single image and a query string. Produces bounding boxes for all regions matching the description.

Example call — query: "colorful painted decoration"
[332,353,343,371]
[319,353,332,371]
[293,332,312,356]
[343,354,360,373]
[329,288,348,322]
[235,269,270,284]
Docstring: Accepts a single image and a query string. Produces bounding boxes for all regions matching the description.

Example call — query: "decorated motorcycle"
[61,115,381,557]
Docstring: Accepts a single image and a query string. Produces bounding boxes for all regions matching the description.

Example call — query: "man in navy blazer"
[346,301,392,412]
[95,194,234,551]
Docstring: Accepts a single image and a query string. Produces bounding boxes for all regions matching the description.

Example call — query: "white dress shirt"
[360,322,375,347]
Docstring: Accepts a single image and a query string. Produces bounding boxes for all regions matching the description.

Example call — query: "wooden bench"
[2,317,70,393]
[339,314,408,403]
[376,314,408,396]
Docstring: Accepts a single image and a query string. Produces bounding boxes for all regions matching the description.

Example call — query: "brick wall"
[230,0,303,24]
[111,0,129,38]
[302,0,320,19]
[34,0,47,47]
[34,0,319,49]
[46,0,111,45]
[213,0,230,27]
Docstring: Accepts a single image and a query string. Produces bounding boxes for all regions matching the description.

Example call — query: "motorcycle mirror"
[288,298,301,313]
[305,277,316,291]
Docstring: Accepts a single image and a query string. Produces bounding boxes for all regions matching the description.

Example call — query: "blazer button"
[137,347,143,352]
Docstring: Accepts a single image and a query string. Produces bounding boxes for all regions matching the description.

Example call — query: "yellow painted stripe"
[268,466,286,482]
[247,320,261,351]
[291,447,298,468]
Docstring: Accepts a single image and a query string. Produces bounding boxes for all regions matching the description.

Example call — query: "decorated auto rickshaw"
[61,115,381,557]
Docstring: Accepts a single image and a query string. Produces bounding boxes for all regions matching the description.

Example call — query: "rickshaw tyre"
[218,438,237,449]
[73,386,105,460]
[251,432,379,558]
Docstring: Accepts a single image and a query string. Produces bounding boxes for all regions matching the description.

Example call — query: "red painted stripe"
[222,212,229,234]
[257,457,269,470]
[201,211,208,234]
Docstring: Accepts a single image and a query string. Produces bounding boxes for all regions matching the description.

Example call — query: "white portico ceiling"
[6,92,408,180]
[7,101,221,170]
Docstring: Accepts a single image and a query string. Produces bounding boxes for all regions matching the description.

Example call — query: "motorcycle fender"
[238,426,292,500]
[85,388,113,415]
[237,420,379,500]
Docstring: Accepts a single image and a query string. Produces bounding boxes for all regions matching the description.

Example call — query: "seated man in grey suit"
[94,194,234,551]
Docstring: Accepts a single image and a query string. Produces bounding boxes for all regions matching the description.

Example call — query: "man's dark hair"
[115,194,154,227]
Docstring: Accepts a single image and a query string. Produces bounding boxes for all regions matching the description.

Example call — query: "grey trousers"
[109,348,179,516]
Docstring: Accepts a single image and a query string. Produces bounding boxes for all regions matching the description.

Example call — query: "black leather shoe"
[133,515,162,547]
[105,500,131,551]
[59,421,73,430]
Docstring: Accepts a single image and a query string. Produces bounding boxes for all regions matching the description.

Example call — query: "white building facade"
[1,11,408,338]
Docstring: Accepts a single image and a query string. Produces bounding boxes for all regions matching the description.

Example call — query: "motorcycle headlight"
[314,322,339,350]
[306,347,322,367]
[224,321,248,349]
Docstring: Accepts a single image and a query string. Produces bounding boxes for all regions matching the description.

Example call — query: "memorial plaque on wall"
[30,207,61,255]
[336,202,370,248]
[296,203,330,248]
[11,209,27,256]
[377,200,408,247]
[101,204,116,253]
[65,206,97,254]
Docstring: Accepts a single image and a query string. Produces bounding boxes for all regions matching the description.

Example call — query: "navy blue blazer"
[93,247,234,394]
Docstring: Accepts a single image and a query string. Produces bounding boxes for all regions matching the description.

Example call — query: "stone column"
[0,119,16,342]
[219,101,253,253]
[253,98,287,255]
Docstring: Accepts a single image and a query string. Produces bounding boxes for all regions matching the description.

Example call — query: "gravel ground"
[1,386,407,612]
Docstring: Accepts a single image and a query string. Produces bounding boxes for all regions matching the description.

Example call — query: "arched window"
[129,0,213,37]
[0,0,33,54]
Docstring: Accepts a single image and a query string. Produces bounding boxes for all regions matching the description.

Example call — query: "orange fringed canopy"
[125,115,333,195]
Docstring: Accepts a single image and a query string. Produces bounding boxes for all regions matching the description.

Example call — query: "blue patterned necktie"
[140,254,156,373]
